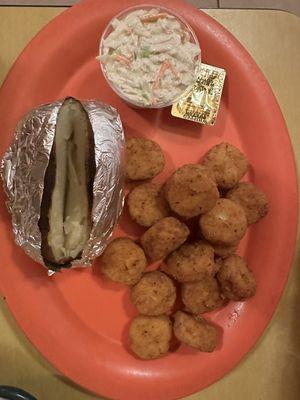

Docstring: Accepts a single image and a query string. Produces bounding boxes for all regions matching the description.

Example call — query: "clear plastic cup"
[99,4,200,109]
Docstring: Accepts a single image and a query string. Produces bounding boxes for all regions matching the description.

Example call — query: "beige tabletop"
[0,6,299,400]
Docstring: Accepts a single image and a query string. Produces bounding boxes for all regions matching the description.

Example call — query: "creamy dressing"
[99,8,200,106]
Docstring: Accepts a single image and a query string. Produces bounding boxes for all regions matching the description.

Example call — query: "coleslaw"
[99,8,200,107]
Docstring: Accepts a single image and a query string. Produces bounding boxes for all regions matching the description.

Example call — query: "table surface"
[0,5,299,400]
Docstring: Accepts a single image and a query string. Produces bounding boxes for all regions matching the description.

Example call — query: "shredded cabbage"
[100,8,200,106]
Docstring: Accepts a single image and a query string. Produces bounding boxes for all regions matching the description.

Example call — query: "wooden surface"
[0,6,299,400]
[1,1,300,17]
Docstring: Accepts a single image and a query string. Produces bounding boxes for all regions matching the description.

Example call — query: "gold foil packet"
[171,63,226,125]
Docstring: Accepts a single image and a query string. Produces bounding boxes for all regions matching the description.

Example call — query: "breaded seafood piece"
[141,217,189,261]
[129,315,172,359]
[181,277,225,314]
[164,164,219,218]
[226,182,268,225]
[163,241,215,282]
[211,241,238,258]
[101,237,147,285]
[125,137,165,180]
[199,199,247,245]
[173,311,218,352]
[217,254,256,301]
[131,271,176,316]
[202,142,248,189]
[127,182,170,227]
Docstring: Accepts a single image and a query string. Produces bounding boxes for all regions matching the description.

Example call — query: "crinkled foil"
[171,63,226,125]
[0,98,125,272]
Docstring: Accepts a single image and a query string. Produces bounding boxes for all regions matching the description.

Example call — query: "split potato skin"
[216,254,256,301]
[181,277,226,314]
[129,315,172,359]
[202,142,248,190]
[131,271,176,316]
[163,241,215,283]
[127,182,170,227]
[226,182,268,225]
[141,217,190,261]
[173,311,218,352]
[101,237,147,285]
[125,137,165,181]
[164,164,219,218]
[199,198,247,245]
[39,98,95,269]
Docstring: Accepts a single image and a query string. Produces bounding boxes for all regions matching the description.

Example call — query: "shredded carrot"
[132,32,139,48]
[180,29,190,44]
[157,61,167,76]
[156,37,173,45]
[152,63,166,91]
[153,60,178,88]
[113,54,132,66]
[162,27,172,35]
[152,96,158,106]
[152,79,160,92]
[151,60,178,103]
[168,61,179,78]
[140,13,167,23]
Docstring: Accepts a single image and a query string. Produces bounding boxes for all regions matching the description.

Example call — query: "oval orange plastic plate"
[0,0,298,399]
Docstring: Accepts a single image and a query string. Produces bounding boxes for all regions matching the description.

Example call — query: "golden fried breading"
[211,242,238,258]
[173,311,218,352]
[131,271,176,315]
[101,238,147,285]
[202,142,248,189]
[164,164,219,218]
[199,199,247,245]
[181,277,225,314]
[129,315,172,359]
[216,254,256,301]
[127,182,170,227]
[226,182,268,225]
[125,137,165,180]
[141,217,189,261]
[163,241,215,282]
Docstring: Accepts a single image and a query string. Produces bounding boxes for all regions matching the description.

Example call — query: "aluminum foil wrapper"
[0,98,125,273]
[171,63,226,125]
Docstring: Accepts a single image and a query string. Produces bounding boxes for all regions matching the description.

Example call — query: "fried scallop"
[173,311,218,352]
[127,182,170,227]
[199,199,247,245]
[129,315,172,359]
[181,277,225,314]
[202,142,248,189]
[164,164,219,218]
[101,237,147,285]
[163,241,215,283]
[125,137,165,180]
[226,182,268,225]
[131,271,176,316]
[141,217,190,261]
[216,254,256,301]
[211,242,239,258]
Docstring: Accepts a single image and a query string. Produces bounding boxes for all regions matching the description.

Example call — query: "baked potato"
[1,97,125,271]
[39,98,95,268]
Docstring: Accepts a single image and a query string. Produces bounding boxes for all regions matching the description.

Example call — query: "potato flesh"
[47,99,91,262]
